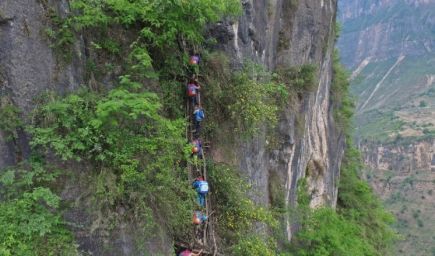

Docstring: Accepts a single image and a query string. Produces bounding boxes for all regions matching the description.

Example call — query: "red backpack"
[187,84,197,97]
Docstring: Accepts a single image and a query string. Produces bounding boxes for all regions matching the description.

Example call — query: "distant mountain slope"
[338,1,435,256]
[364,163,435,256]
[339,0,435,68]
[338,0,435,142]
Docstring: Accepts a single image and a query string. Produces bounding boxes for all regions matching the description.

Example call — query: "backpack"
[187,84,197,96]
[198,181,209,193]
[189,55,200,65]
[180,250,192,256]
[192,146,199,153]
[196,109,205,121]
[192,212,201,225]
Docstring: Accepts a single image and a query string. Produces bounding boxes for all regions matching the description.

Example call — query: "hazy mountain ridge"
[339,0,435,141]
[339,0,435,68]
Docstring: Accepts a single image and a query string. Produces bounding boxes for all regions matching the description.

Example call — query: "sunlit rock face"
[210,0,342,240]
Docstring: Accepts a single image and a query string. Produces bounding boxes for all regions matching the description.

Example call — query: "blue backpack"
[195,109,205,121]
[198,181,209,193]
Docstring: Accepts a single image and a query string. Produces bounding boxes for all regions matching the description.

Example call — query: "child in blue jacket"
[192,176,208,207]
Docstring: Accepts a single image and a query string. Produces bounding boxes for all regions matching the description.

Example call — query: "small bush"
[0,98,22,141]
[276,64,318,92]
[203,55,288,138]
[44,8,75,62]
[228,64,287,136]
[232,235,275,256]
[419,100,427,108]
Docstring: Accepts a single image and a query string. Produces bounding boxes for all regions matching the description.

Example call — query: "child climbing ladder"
[181,53,217,255]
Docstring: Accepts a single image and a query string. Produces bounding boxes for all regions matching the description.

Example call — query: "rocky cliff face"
[361,139,435,173]
[0,0,340,254]
[338,0,435,176]
[360,139,435,256]
[0,0,83,168]
[211,0,341,240]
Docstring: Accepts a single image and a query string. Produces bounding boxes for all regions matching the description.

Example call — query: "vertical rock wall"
[0,0,83,168]
[211,0,342,240]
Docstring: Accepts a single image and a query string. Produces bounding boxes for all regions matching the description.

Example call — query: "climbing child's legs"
[197,193,206,207]
[194,120,201,137]
[190,96,197,106]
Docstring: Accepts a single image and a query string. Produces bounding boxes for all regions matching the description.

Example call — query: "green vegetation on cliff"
[337,144,396,255]
[201,55,294,138]
[2,0,280,254]
[2,0,240,254]
[0,98,23,142]
[30,84,196,240]
[0,1,397,256]
[0,159,78,255]
[207,162,277,255]
[333,52,396,256]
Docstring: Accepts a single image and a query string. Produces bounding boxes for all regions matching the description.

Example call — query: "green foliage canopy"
[0,161,78,256]
[49,0,241,74]
[29,82,195,241]
[337,144,396,256]
[70,0,241,47]
[294,208,368,256]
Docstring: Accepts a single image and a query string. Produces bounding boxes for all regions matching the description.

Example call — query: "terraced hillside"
[352,54,435,142]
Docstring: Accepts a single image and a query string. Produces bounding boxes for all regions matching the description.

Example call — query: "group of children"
[177,54,209,256]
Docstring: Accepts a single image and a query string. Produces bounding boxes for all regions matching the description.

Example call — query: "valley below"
[338,0,435,255]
